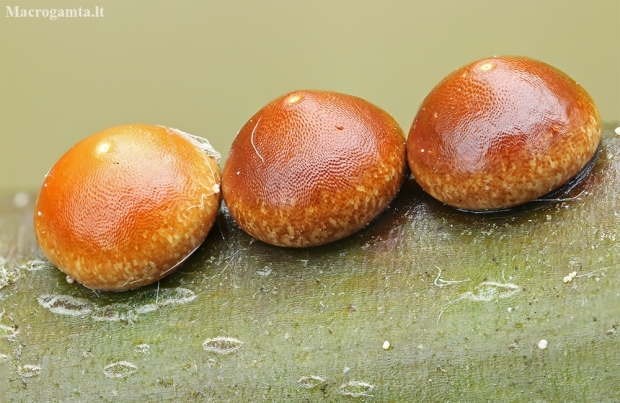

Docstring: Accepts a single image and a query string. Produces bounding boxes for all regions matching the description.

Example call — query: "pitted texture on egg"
[34,124,221,290]
[222,90,407,247]
[407,56,601,211]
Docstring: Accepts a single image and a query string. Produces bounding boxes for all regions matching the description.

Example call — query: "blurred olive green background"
[1,0,618,192]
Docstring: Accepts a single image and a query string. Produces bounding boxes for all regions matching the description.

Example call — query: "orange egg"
[222,90,407,247]
[34,124,221,291]
[407,56,601,211]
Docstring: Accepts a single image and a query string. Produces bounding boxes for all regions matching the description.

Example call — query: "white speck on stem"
[564,271,578,283]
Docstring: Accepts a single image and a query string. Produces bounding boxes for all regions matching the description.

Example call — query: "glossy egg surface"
[222,90,407,247]
[407,56,601,211]
[34,124,221,290]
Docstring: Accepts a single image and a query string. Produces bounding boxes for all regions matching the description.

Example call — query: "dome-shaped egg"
[222,90,407,247]
[407,56,601,211]
[34,124,221,290]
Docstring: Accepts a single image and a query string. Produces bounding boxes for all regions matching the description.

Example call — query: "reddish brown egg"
[34,124,221,291]
[407,56,601,211]
[222,90,407,247]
